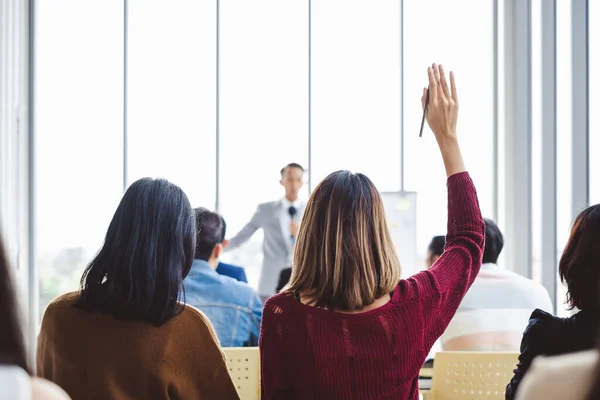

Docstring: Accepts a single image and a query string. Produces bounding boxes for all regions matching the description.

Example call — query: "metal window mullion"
[503,0,533,278]
[571,0,589,217]
[540,0,558,313]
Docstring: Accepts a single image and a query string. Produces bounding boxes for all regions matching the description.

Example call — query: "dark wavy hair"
[559,204,600,311]
[76,178,196,325]
[0,231,30,373]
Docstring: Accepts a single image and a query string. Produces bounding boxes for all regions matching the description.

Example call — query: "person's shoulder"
[259,200,281,211]
[43,292,81,317]
[31,377,72,400]
[522,308,567,343]
[533,349,598,372]
[263,292,295,319]
[218,275,259,299]
[178,304,223,336]
[517,350,598,400]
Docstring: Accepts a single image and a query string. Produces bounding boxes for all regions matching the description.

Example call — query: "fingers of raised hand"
[450,71,458,104]
[427,67,438,100]
[438,65,451,99]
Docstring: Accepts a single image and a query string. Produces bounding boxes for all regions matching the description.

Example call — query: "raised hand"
[421,63,458,144]
[421,63,465,177]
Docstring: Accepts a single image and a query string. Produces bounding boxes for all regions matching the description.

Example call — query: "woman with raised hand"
[259,64,485,400]
[37,178,239,400]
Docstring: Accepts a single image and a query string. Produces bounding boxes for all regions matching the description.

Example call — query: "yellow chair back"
[431,351,518,400]
[222,347,260,400]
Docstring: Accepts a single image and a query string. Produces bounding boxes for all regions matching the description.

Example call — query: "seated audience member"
[506,204,600,399]
[515,349,598,400]
[426,235,445,268]
[215,217,248,283]
[0,232,70,400]
[441,218,553,351]
[37,178,239,400]
[184,208,262,347]
[259,64,486,399]
[276,267,292,293]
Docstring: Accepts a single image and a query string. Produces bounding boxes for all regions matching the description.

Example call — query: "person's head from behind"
[426,236,445,268]
[483,218,504,264]
[193,208,227,268]
[0,231,29,374]
[559,204,600,312]
[287,170,401,311]
[77,178,196,326]
[280,163,304,202]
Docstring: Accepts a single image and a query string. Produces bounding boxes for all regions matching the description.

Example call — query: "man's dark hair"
[483,218,504,264]
[280,163,304,178]
[194,208,225,261]
[76,178,196,326]
[428,236,445,257]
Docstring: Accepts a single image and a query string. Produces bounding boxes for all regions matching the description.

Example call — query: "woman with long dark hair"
[507,204,600,399]
[0,230,69,399]
[37,178,239,400]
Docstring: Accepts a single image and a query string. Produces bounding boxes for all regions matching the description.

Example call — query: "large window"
[35,0,124,319]
[310,0,401,192]
[127,0,216,209]
[217,0,309,287]
[555,0,573,316]
[590,0,600,204]
[403,0,495,266]
[32,1,500,315]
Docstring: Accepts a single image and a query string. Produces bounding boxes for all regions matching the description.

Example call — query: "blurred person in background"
[226,163,305,300]
[441,218,553,352]
[215,216,248,283]
[185,208,262,347]
[426,235,445,268]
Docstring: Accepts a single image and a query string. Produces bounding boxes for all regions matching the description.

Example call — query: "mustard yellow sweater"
[37,292,240,400]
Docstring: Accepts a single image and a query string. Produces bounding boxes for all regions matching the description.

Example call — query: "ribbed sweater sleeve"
[407,172,485,346]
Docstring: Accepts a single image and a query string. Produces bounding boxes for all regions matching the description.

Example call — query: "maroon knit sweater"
[259,172,485,400]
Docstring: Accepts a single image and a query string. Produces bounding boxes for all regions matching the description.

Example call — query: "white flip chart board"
[379,191,418,278]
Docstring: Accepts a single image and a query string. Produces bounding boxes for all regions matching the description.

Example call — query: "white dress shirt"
[280,198,303,249]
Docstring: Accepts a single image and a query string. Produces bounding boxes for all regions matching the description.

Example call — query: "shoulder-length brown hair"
[286,170,401,311]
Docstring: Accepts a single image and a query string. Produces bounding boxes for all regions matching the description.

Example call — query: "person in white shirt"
[440,218,553,351]
[226,163,305,300]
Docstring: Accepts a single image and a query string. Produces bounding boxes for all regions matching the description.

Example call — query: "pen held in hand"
[419,87,430,137]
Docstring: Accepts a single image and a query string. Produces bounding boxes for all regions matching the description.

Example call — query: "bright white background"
[32,0,527,319]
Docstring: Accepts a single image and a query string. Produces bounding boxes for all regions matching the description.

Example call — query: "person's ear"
[280,178,285,187]
[212,243,224,259]
[222,239,229,249]
[432,254,440,264]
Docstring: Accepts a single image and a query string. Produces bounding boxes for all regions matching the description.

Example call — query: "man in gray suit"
[226,163,305,300]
